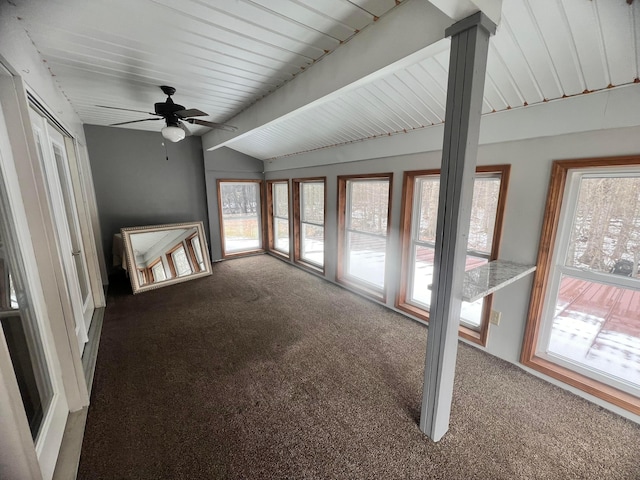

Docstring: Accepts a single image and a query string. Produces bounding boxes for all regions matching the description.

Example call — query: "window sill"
[268,248,290,260]
[337,277,385,303]
[294,258,324,275]
[396,301,487,347]
[222,249,265,259]
[522,354,640,415]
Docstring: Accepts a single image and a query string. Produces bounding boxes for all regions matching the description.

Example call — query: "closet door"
[29,109,94,352]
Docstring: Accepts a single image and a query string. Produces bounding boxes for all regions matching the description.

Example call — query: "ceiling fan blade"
[96,105,160,116]
[186,118,237,132]
[110,118,163,126]
[175,108,208,118]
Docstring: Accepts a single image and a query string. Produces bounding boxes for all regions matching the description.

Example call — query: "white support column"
[419,12,496,442]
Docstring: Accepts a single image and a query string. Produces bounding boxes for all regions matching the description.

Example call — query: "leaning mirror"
[121,221,211,294]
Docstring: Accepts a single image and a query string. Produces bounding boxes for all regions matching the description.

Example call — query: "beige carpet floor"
[78,254,640,479]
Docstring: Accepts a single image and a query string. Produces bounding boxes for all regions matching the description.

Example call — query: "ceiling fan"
[97,85,237,142]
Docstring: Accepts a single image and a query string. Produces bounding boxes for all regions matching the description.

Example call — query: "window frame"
[136,267,148,286]
[266,179,291,259]
[293,177,326,274]
[396,165,510,346]
[148,258,166,283]
[337,173,393,301]
[522,156,640,415]
[217,179,265,258]
[186,233,204,272]
[166,242,193,278]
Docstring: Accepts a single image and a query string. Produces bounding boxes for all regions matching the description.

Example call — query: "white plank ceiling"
[10,0,640,159]
[13,0,400,135]
[228,0,640,159]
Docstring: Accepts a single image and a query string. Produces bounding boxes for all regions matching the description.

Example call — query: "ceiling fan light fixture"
[161,125,185,142]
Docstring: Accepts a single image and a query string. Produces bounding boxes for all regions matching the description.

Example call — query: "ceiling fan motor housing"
[155,93,185,126]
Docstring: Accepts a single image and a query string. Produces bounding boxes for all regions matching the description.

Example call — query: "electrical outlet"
[490,310,501,326]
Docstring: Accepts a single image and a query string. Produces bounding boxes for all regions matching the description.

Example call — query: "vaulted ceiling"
[8,0,640,161]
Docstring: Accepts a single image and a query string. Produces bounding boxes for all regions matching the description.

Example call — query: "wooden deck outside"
[557,277,640,338]
[555,277,640,364]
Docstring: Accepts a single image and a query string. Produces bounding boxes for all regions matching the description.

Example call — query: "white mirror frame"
[121,221,212,294]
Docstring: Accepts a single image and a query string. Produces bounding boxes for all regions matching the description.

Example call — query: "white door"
[29,109,94,352]
[0,99,69,480]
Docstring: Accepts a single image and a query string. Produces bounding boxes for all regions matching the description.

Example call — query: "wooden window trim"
[266,179,290,260]
[165,242,183,278]
[185,233,202,272]
[292,177,326,274]
[148,257,164,283]
[0,259,9,309]
[217,179,265,259]
[337,173,393,302]
[137,267,149,286]
[167,240,200,278]
[521,155,640,415]
[395,165,510,346]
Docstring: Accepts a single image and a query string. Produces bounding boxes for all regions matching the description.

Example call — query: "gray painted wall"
[263,125,640,424]
[84,125,209,272]
[92,120,637,422]
[204,147,264,260]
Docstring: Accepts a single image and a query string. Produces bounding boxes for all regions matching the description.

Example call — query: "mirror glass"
[121,222,211,294]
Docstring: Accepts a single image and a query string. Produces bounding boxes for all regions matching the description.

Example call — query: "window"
[217,180,263,257]
[523,157,640,414]
[168,244,193,277]
[293,178,325,271]
[397,166,509,345]
[187,234,205,272]
[337,174,392,299]
[150,259,166,282]
[0,260,52,440]
[266,180,290,257]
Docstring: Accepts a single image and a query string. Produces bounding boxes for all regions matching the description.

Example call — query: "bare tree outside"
[349,180,389,235]
[221,183,259,215]
[416,175,500,253]
[302,183,324,224]
[566,176,640,278]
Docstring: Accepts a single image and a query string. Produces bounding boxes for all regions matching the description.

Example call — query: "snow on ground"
[548,310,640,386]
